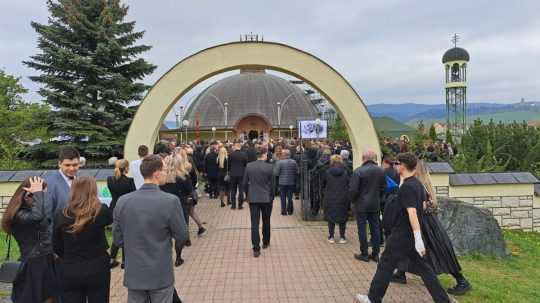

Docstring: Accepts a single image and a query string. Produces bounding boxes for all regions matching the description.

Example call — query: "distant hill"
[368,101,540,124]
[372,117,416,138]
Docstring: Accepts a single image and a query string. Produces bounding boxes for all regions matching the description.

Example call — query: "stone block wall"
[458,195,534,231]
[534,201,540,232]
[435,186,449,197]
[0,196,10,214]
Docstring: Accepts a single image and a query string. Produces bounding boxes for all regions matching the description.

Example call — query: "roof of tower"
[442,47,470,63]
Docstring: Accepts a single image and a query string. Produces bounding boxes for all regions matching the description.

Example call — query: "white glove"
[414,230,426,256]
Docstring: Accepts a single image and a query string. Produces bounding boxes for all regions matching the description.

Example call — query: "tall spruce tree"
[24,0,156,157]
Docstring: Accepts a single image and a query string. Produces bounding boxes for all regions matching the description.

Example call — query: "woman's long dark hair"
[1,177,47,234]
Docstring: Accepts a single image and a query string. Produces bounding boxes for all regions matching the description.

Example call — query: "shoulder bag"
[0,235,22,283]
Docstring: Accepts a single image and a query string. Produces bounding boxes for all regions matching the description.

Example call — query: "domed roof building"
[180,69,319,140]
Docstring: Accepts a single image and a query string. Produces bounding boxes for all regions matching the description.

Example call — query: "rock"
[437,197,507,257]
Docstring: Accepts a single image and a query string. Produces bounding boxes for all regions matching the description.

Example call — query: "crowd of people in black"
[1,136,470,303]
[382,136,456,162]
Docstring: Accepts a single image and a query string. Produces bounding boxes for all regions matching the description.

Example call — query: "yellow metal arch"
[124,41,380,167]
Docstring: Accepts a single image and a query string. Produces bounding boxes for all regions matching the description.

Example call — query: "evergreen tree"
[0,70,50,169]
[429,124,437,141]
[329,115,350,141]
[24,0,156,157]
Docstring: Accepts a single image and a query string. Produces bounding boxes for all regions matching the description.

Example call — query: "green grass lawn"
[439,230,540,303]
[0,230,538,302]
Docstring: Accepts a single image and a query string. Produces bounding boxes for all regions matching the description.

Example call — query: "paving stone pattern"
[110,198,434,303]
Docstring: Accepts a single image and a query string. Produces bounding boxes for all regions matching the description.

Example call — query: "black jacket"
[349,160,386,213]
[107,175,136,211]
[53,204,112,262]
[322,164,350,223]
[229,150,248,177]
[204,152,219,178]
[245,146,257,163]
[11,191,52,260]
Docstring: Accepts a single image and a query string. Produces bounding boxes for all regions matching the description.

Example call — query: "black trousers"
[356,212,381,256]
[60,255,110,303]
[229,176,244,207]
[368,237,450,303]
[328,222,346,238]
[207,176,218,198]
[249,203,273,251]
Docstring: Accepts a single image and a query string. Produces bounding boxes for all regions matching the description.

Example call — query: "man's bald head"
[362,149,377,163]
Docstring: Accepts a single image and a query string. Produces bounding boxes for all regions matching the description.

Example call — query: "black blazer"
[107,175,136,211]
[229,150,248,177]
[349,161,386,213]
[53,204,112,262]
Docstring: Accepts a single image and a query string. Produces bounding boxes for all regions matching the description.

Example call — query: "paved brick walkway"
[110,198,434,303]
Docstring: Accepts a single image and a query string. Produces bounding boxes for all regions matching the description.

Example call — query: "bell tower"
[443,34,470,139]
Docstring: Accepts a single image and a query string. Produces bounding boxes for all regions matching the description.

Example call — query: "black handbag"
[0,235,22,283]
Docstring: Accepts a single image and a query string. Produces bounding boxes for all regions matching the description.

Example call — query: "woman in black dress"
[107,159,136,268]
[1,176,61,303]
[216,146,229,207]
[185,147,207,237]
[392,161,471,296]
[321,155,350,244]
[53,176,113,303]
[160,153,193,266]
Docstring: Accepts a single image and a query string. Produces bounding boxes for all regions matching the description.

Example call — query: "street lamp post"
[224,102,228,141]
[276,102,281,138]
[289,125,293,138]
[212,127,216,140]
[183,120,189,144]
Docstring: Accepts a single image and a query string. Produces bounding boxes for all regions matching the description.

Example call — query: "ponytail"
[114,159,130,179]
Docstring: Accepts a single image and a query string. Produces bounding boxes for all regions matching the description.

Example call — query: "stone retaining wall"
[458,195,534,231]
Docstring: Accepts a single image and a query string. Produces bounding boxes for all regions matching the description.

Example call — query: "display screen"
[298,119,328,139]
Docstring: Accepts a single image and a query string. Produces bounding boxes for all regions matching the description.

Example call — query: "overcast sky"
[1,0,539,114]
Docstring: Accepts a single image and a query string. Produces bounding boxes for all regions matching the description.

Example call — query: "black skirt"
[421,212,462,275]
[12,253,61,303]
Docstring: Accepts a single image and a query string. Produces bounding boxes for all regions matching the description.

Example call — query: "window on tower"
[451,63,460,82]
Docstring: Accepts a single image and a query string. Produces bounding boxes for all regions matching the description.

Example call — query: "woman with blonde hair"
[53,176,113,302]
[216,146,229,207]
[106,159,135,268]
[160,153,193,266]
[2,176,61,303]
[392,160,471,296]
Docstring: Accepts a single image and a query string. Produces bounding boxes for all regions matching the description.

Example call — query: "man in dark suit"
[44,147,80,226]
[228,143,248,209]
[243,145,274,258]
[349,149,386,263]
[113,155,188,303]
[204,144,219,199]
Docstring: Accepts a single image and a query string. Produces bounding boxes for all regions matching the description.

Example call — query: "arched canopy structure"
[125,41,380,168]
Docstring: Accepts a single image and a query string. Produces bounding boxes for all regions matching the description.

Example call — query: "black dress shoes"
[253,250,261,258]
[447,278,472,296]
[262,243,270,249]
[369,254,379,263]
[354,254,370,262]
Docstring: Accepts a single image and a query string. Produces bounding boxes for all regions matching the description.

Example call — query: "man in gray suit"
[44,147,80,225]
[113,155,188,303]
[243,145,274,258]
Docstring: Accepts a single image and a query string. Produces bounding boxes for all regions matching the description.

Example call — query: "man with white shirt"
[129,145,149,189]
[44,147,80,225]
